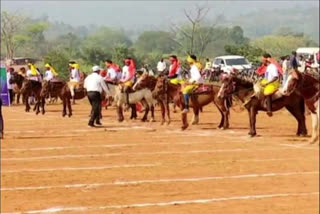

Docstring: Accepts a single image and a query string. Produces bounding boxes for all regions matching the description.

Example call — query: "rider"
[26,63,41,82]
[259,53,280,117]
[44,63,58,81]
[68,63,81,104]
[105,59,120,83]
[182,55,203,114]
[168,55,182,84]
[120,57,136,108]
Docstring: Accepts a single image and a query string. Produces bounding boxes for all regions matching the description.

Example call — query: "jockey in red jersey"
[168,55,182,84]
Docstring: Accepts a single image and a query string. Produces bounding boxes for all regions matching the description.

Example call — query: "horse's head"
[40,80,50,97]
[281,69,300,96]
[9,72,24,85]
[132,73,149,91]
[218,74,234,99]
[152,75,167,99]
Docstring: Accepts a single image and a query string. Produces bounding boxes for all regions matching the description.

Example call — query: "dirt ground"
[1,100,319,214]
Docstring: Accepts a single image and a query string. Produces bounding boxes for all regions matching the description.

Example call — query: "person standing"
[157,58,166,73]
[0,98,3,139]
[7,67,14,105]
[84,66,110,127]
[281,55,290,87]
[289,51,299,70]
[298,55,306,73]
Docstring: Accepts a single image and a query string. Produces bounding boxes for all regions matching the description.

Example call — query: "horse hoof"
[181,124,189,130]
[161,121,165,125]
[68,114,72,118]
[141,119,147,122]
[167,121,171,125]
[248,132,256,137]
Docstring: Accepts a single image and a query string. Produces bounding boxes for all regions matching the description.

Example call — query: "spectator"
[157,58,166,73]
[7,67,14,104]
[298,55,305,73]
[289,51,299,69]
[0,98,3,139]
[282,55,290,87]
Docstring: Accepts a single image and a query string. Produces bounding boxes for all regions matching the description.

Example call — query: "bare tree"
[1,11,26,59]
[170,3,221,58]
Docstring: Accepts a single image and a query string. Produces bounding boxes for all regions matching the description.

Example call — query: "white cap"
[92,65,100,72]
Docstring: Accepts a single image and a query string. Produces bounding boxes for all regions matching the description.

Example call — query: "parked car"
[212,55,252,73]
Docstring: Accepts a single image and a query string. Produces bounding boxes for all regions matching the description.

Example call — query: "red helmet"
[100,70,107,77]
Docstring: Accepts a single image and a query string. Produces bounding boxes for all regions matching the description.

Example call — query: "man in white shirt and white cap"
[84,65,110,127]
[157,58,166,73]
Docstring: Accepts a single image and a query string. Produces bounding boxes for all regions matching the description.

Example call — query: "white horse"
[114,86,156,122]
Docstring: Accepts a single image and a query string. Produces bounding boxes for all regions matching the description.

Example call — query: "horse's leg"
[67,98,72,117]
[62,98,67,117]
[25,95,30,112]
[130,104,137,120]
[141,100,149,122]
[248,107,257,137]
[191,107,199,125]
[150,104,155,122]
[117,106,124,122]
[159,101,165,125]
[165,101,171,125]
[285,105,307,136]
[181,112,189,130]
[17,93,20,104]
[41,97,46,115]
[173,103,177,113]
[309,112,319,144]
[35,98,40,115]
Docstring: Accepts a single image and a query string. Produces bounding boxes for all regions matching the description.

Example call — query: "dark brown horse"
[218,74,307,137]
[9,72,25,104]
[282,69,319,143]
[20,79,44,114]
[152,75,230,130]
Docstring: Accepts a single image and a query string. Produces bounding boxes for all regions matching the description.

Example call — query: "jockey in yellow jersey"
[259,53,280,117]
[182,55,203,114]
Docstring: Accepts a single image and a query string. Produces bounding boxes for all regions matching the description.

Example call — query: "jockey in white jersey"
[26,63,41,82]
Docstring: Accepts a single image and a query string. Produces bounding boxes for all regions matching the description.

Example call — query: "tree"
[225,44,265,64]
[134,31,177,54]
[170,3,222,58]
[1,11,27,59]
[253,35,317,58]
[111,44,135,67]
[44,50,70,80]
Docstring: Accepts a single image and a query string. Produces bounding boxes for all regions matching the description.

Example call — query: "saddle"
[253,83,283,101]
[192,84,213,95]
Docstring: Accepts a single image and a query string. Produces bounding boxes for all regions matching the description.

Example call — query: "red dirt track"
[1,101,319,214]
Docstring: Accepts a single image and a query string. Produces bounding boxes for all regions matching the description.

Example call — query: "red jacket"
[169,59,179,77]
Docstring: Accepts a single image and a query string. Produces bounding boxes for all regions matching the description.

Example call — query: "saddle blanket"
[193,84,213,94]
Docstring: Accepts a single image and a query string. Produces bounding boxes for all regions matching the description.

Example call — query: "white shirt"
[84,72,109,94]
[120,65,135,81]
[7,72,13,89]
[189,65,203,83]
[157,61,166,72]
[106,67,117,81]
[44,70,54,81]
[26,69,40,81]
[265,64,279,81]
[70,69,80,82]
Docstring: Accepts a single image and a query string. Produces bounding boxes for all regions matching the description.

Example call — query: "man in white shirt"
[84,65,109,127]
[68,63,81,104]
[104,60,118,83]
[260,53,280,117]
[157,58,166,73]
[7,68,14,105]
[182,55,203,114]
[26,63,41,82]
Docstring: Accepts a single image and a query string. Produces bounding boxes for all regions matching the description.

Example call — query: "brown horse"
[20,79,44,114]
[41,80,86,117]
[152,75,230,130]
[282,69,319,143]
[9,72,25,104]
[218,74,307,137]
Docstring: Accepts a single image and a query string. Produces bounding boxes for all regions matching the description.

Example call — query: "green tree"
[44,50,70,80]
[225,44,265,64]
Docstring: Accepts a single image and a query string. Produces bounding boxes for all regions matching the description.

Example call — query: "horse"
[281,69,319,144]
[9,72,25,104]
[20,79,44,115]
[152,75,230,130]
[114,85,155,122]
[40,79,66,112]
[217,74,307,137]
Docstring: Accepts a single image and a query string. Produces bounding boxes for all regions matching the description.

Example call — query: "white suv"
[212,55,252,73]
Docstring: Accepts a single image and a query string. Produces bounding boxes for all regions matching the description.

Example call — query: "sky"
[1,0,319,29]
